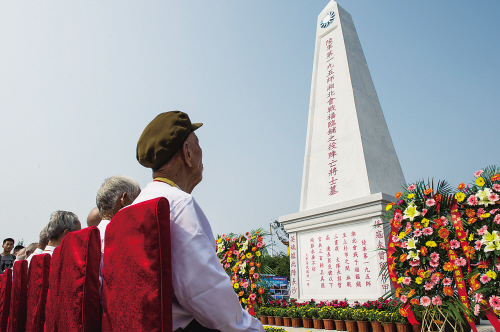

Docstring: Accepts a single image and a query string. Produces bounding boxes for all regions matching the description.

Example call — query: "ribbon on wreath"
[482,305,500,331]
[387,208,418,325]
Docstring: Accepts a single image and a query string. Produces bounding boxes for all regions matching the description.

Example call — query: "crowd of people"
[0,111,264,332]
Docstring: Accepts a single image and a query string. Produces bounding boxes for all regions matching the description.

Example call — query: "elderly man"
[26,226,49,265]
[87,207,102,227]
[44,211,81,256]
[132,111,263,332]
[15,243,38,261]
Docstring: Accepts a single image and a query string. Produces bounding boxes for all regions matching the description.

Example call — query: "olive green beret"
[136,111,202,170]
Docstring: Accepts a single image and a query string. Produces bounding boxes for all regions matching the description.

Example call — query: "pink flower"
[241,281,249,288]
[423,227,433,236]
[478,225,488,235]
[443,278,452,286]
[403,277,411,285]
[245,232,251,237]
[408,185,416,191]
[491,209,499,214]
[424,283,434,291]
[490,296,500,310]
[468,195,478,205]
[480,274,491,284]
[477,208,486,218]
[430,260,439,268]
[422,209,428,216]
[421,296,431,307]
[402,242,408,248]
[426,199,436,207]
[250,293,257,300]
[475,170,484,177]
[430,252,440,261]
[431,274,440,284]
[475,240,483,250]
[432,296,442,306]
[455,257,467,267]
[224,263,230,268]
[495,215,500,224]
[409,260,420,267]
[493,184,500,192]
[400,295,408,303]
[253,273,259,279]
[394,213,403,222]
[232,237,237,241]
[413,230,422,237]
[257,242,263,248]
[392,235,400,242]
[450,240,460,249]
[233,250,239,255]
[221,233,226,238]
[489,193,499,202]
[474,293,484,303]
[440,216,448,226]
[474,304,480,316]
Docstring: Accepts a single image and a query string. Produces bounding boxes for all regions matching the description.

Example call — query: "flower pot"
[292,317,302,328]
[313,318,324,329]
[283,317,292,327]
[382,322,396,332]
[411,323,422,332]
[346,320,358,332]
[396,322,410,332]
[267,316,275,325]
[357,321,370,332]
[335,320,347,331]
[371,321,383,332]
[302,318,313,329]
[324,319,335,330]
[259,316,268,325]
[275,317,284,326]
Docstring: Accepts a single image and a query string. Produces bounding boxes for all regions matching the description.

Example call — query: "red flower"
[492,174,500,181]
[438,228,449,239]
[258,288,264,294]
[395,192,402,199]
[443,286,453,296]
[458,183,466,190]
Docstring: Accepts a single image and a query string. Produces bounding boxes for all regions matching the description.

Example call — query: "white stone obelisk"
[280,1,405,302]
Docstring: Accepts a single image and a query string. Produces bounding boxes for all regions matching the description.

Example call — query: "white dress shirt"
[130,181,264,332]
[42,246,56,256]
[26,248,45,266]
[97,219,110,304]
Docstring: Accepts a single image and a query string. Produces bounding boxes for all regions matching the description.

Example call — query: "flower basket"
[283,317,292,327]
[357,321,370,332]
[335,320,347,331]
[411,323,422,332]
[291,317,302,328]
[383,322,396,332]
[313,318,324,329]
[345,320,358,332]
[371,321,383,332]
[259,316,268,325]
[396,322,411,332]
[324,319,335,330]
[302,318,313,329]
[275,317,284,326]
[267,316,275,326]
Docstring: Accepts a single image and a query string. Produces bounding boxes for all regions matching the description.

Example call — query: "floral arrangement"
[455,167,500,317]
[263,327,286,332]
[384,180,470,325]
[216,229,270,315]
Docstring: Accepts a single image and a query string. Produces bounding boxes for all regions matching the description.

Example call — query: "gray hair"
[15,248,28,261]
[25,243,38,259]
[39,226,49,245]
[46,211,80,241]
[96,175,141,217]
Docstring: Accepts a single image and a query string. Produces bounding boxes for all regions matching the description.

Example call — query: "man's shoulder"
[133,181,193,209]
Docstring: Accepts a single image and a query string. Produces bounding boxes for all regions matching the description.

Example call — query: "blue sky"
[0,1,498,247]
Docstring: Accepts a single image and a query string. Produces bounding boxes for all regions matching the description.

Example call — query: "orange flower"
[252,247,257,252]
[420,246,428,256]
[466,209,475,218]
[417,269,425,277]
[491,174,500,181]
[250,262,255,266]
[409,267,418,275]
[410,299,420,306]
[257,237,263,242]
[408,289,415,298]
[438,228,449,239]
[458,183,466,190]
[399,308,408,317]
[443,286,453,296]
[258,288,265,294]
[256,263,261,267]
[424,188,433,195]
[414,222,422,230]
[443,262,454,272]
[440,243,449,250]
[396,288,401,298]
[238,291,244,296]
[226,237,231,241]
[399,254,407,262]
[251,284,257,289]
[468,217,477,224]
[395,192,402,199]
[435,194,443,202]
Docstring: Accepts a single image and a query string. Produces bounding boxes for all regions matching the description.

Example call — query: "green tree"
[260,252,290,279]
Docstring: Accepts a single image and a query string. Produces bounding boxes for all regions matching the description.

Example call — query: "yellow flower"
[241,298,246,303]
[246,253,252,258]
[426,241,437,247]
[469,233,474,241]
[256,251,261,256]
[397,277,404,284]
[481,213,491,219]
[487,270,497,280]
[422,218,429,227]
[227,257,233,263]
[408,193,415,199]
[398,232,406,240]
[234,283,239,289]
[476,177,485,186]
[217,238,222,243]
[455,192,466,202]
[415,277,423,284]
[386,203,394,211]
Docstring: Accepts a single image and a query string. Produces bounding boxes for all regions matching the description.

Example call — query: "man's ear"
[183,140,193,167]
[120,192,128,208]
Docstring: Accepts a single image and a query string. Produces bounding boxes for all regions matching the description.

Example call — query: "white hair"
[96,175,141,217]
[46,211,80,241]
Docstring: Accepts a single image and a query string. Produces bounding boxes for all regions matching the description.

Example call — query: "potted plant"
[282,307,292,327]
[319,306,335,330]
[367,310,383,332]
[393,310,410,332]
[298,305,314,328]
[257,307,268,325]
[333,308,347,331]
[352,308,370,332]
[267,307,276,326]
[274,307,284,326]
[379,311,396,332]
[287,307,302,328]
[344,308,358,332]
[310,307,324,330]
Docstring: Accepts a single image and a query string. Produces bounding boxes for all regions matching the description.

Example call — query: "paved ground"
[264,320,496,332]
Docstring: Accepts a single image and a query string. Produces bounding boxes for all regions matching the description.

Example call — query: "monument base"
[280,193,394,302]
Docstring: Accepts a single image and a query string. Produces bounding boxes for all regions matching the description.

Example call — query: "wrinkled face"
[2,241,14,253]
[187,132,203,183]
